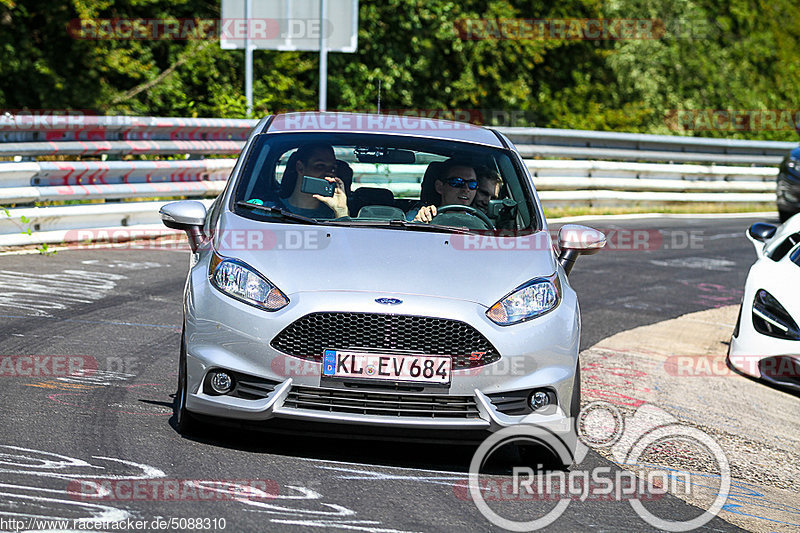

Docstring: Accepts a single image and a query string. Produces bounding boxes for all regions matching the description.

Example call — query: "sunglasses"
[444,177,479,190]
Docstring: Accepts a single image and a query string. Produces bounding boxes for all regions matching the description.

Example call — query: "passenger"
[278,144,348,218]
[409,159,478,223]
[335,159,353,196]
[473,166,503,213]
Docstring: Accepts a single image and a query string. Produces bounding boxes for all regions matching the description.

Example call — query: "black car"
[777,146,800,222]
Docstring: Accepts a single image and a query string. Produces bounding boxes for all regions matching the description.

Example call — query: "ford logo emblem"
[375,298,403,305]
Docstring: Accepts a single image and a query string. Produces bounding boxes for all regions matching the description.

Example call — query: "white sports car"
[728,215,800,392]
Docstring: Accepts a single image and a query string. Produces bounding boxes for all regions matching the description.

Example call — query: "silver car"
[160,112,605,462]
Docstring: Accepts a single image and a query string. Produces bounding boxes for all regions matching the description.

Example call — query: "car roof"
[263,112,506,148]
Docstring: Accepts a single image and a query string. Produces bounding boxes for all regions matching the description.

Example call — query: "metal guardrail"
[1,114,795,161]
[500,126,796,164]
[1,159,235,187]
[0,115,254,142]
[0,114,788,247]
[0,140,243,157]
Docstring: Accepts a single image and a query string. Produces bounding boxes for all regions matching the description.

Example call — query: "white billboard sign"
[220,0,358,52]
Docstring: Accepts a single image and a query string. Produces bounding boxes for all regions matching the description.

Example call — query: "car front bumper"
[182,252,581,438]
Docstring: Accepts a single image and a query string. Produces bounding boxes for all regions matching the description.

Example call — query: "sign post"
[220,0,359,113]
[244,0,253,114]
[318,0,328,111]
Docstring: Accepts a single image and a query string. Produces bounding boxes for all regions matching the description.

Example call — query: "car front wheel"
[175,328,199,435]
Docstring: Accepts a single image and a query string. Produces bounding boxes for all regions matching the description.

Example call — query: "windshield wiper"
[238,204,475,234]
[236,201,318,225]
[324,218,473,234]
[399,221,474,235]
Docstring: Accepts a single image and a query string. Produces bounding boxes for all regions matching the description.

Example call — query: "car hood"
[212,212,558,307]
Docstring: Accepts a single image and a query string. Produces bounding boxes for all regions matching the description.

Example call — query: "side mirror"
[557,224,606,275]
[160,200,207,252]
[747,222,777,243]
[746,222,778,258]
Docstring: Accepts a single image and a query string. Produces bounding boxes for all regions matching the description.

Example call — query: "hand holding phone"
[301,175,335,197]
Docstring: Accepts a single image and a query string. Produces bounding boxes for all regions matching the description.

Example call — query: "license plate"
[321,349,451,385]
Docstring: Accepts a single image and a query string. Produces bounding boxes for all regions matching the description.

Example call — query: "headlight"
[752,289,800,340]
[209,252,289,311]
[787,157,799,170]
[486,274,561,325]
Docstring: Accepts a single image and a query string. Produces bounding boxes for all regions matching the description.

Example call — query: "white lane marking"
[230,484,355,516]
[80,259,167,270]
[201,479,423,532]
[0,244,188,257]
[295,455,469,477]
[549,211,775,223]
[706,232,746,240]
[89,457,166,482]
[56,369,135,387]
[0,269,127,317]
[0,446,423,531]
[0,446,166,526]
[0,446,98,471]
[0,484,127,523]
[0,446,165,481]
[649,257,736,271]
[315,465,466,488]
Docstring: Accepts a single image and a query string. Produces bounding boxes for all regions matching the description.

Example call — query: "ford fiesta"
[160,113,605,461]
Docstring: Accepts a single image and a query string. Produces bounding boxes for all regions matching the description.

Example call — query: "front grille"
[283,385,481,418]
[271,312,500,369]
[487,390,531,415]
[235,374,279,400]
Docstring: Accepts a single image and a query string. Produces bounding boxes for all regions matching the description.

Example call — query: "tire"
[570,363,581,422]
[517,442,571,471]
[778,208,794,223]
[175,329,200,435]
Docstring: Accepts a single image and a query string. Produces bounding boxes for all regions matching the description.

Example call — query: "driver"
[409,159,478,223]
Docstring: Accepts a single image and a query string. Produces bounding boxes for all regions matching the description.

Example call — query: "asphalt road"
[0,214,785,533]
[567,215,761,350]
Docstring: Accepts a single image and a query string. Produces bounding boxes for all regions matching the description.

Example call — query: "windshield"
[232,132,539,233]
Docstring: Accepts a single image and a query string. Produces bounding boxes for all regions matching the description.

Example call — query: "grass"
[543,202,776,218]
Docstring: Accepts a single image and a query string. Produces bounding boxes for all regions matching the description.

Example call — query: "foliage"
[0,0,797,139]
